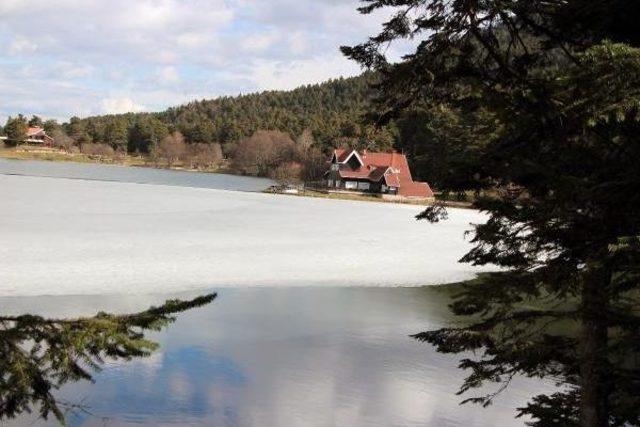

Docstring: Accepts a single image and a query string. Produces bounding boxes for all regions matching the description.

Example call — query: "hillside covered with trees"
[3,73,469,188]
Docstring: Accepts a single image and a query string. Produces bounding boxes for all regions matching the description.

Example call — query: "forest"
[2,73,462,188]
[341,1,640,426]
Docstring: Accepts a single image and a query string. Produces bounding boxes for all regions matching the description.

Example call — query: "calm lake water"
[0,158,274,192]
[1,287,546,427]
[0,159,546,426]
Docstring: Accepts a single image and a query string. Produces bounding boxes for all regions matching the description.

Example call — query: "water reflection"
[1,287,548,426]
[0,294,215,425]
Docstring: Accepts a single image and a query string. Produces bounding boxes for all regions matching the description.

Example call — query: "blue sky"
[0,0,408,124]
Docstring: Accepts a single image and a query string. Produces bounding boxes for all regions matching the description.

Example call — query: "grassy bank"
[1,145,474,208]
[0,145,227,174]
[266,187,474,208]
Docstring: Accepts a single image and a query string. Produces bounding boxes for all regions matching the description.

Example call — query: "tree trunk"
[580,263,610,427]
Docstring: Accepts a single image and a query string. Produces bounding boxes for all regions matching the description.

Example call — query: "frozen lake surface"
[0,160,547,427]
[0,161,491,296]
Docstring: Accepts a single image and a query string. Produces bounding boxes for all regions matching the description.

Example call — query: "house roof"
[27,127,46,137]
[398,181,433,198]
[330,148,434,198]
[368,166,389,182]
[383,173,401,187]
[334,148,353,163]
[337,163,371,179]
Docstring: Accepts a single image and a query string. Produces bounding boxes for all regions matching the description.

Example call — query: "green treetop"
[0,293,215,425]
[343,1,640,426]
[3,115,28,146]
[28,115,43,128]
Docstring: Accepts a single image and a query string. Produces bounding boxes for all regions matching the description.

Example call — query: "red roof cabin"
[0,126,54,146]
[324,148,434,199]
[25,127,54,146]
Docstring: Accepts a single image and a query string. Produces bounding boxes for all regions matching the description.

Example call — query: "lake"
[0,157,274,192]
[0,159,546,426]
[1,287,546,427]
[0,158,492,296]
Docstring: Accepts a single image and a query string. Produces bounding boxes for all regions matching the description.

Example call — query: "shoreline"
[0,145,232,175]
[0,281,470,301]
[0,145,474,209]
[266,187,474,208]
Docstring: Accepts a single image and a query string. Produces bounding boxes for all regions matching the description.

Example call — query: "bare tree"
[270,161,302,185]
[231,130,295,176]
[296,128,315,154]
[185,143,223,170]
[80,143,114,157]
[51,129,75,152]
[159,131,186,167]
[299,146,326,182]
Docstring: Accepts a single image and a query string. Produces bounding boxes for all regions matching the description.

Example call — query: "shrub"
[81,143,114,157]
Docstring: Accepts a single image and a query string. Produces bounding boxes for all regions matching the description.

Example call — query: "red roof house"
[26,127,54,146]
[324,148,434,199]
[1,126,54,145]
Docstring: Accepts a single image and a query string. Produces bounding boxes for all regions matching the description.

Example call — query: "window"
[346,153,362,169]
[345,181,358,190]
[357,182,370,191]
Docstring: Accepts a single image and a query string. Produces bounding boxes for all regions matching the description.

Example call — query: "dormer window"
[343,150,363,169]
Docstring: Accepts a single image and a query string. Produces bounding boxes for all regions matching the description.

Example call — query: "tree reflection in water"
[0,293,216,425]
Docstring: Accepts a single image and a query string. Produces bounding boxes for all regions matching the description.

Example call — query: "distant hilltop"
[76,73,382,150]
[2,72,446,186]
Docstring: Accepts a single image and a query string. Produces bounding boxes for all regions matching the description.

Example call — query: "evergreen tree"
[3,115,28,146]
[103,119,128,151]
[43,119,61,135]
[128,116,169,154]
[0,293,215,425]
[343,1,640,426]
[73,73,381,154]
[65,117,91,146]
[395,105,497,188]
[28,115,43,128]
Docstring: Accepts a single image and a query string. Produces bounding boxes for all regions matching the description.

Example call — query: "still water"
[0,157,274,192]
[1,287,546,427]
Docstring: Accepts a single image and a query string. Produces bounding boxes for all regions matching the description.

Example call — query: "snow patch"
[0,175,493,296]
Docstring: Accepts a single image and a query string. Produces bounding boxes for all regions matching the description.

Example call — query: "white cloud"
[55,62,93,79]
[101,97,146,114]
[155,50,179,64]
[240,32,278,53]
[8,36,38,55]
[248,56,362,92]
[287,32,308,56]
[157,66,181,85]
[175,32,210,50]
[0,0,412,121]
[0,0,26,17]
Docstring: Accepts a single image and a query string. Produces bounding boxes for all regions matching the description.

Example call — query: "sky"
[0,0,408,124]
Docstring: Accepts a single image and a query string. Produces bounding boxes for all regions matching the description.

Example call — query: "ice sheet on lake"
[0,174,493,296]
